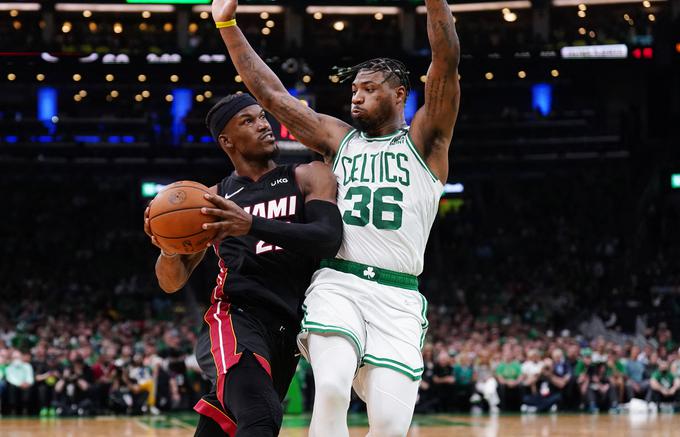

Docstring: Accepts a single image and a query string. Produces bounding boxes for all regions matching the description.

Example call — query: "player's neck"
[361,116,406,138]
[234,159,277,182]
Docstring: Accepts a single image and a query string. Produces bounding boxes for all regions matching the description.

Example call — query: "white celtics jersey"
[331,128,443,276]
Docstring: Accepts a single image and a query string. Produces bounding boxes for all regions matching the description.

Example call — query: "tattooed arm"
[211,0,351,162]
[409,0,461,184]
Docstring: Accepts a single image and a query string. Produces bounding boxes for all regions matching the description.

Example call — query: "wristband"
[161,249,178,258]
[216,19,237,29]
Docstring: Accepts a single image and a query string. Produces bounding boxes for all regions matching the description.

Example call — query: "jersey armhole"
[331,129,356,172]
[404,131,441,184]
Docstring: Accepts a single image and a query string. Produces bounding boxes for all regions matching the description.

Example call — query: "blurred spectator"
[496,348,524,411]
[452,353,476,412]
[585,362,619,413]
[624,345,649,402]
[0,347,8,410]
[521,349,543,389]
[5,350,34,415]
[53,357,94,416]
[649,360,680,409]
[473,355,499,413]
[549,349,573,408]
[431,351,455,412]
[109,365,148,415]
[606,348,626,404]
[521,359,561,413]
[33,351,60,417]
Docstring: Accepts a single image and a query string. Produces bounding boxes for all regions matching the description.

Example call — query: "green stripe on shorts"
[301,310,363,357]
[362,354,424,381]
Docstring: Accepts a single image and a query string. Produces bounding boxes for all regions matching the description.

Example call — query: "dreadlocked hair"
[333,58,411,97]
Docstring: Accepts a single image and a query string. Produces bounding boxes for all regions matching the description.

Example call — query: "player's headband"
[208,93,258,141]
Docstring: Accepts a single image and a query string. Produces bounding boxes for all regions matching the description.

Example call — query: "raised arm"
[211,0,351,161]
[409,0,461,184]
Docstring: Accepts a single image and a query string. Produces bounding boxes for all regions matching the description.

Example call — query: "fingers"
[200,207,231,219]
[203,193,229,208]
[204,193,239,211]
[144,218,153,238]
[201,221,232,231]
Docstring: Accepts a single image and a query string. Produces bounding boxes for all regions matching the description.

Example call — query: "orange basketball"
[148,181,218,254]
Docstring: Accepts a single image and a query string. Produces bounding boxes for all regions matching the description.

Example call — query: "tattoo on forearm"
[437,20,454,50]
[426,77,447,116]
[277,99,317,140]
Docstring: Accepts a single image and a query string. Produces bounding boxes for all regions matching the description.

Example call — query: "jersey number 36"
[342,186,403,230]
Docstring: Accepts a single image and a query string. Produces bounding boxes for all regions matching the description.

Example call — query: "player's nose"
[256,119,270,131]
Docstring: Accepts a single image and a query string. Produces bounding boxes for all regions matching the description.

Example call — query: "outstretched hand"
[212,0,238,23]
[201,193,253,244]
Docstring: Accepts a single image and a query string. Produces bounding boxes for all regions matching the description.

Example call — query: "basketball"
[148,181,218,254]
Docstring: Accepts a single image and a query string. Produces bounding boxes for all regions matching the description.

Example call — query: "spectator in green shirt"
[649,360,680,406]
[496,348,524,411]
[452,353,476,412]
[605,348,626,405]
[574,348,594,405]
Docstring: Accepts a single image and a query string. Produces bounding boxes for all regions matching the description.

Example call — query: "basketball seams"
[148,182,218,245]
[148,206,212,222]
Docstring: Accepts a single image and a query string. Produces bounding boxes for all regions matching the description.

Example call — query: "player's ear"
[218,134,233,152]
[395,86,407,105]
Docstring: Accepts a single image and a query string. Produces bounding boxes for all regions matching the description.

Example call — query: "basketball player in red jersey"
[144,93,343,436]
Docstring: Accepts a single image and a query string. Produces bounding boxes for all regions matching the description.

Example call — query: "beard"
[351,99,395,134]
[352,115,375,132]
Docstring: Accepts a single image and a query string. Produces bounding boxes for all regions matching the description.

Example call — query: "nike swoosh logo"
[224,187,244,200]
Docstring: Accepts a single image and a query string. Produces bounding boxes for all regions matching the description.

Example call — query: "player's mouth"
[259,131,275,142]
[351,107,365,116]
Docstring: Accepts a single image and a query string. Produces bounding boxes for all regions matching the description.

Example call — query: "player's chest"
[335,143,413,189]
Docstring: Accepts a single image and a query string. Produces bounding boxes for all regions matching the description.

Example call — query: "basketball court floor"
[1,413,678,436]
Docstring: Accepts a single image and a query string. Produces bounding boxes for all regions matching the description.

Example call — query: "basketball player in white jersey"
[211,0,460,435]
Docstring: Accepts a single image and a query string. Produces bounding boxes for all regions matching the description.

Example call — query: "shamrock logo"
[363,267,376,279]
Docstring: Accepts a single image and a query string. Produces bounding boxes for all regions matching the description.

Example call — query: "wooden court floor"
[0,413,679,437]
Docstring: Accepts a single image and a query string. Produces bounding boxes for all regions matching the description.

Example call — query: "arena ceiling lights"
[192,5,284,13]
[54,3,175,13]
[0,2,40,10]
[415,1,531,13]
[305,6,400,15]
[553,0,665,5]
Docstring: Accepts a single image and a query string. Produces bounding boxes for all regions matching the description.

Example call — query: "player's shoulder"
[294,161,335,193]
[295,160,332,175]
